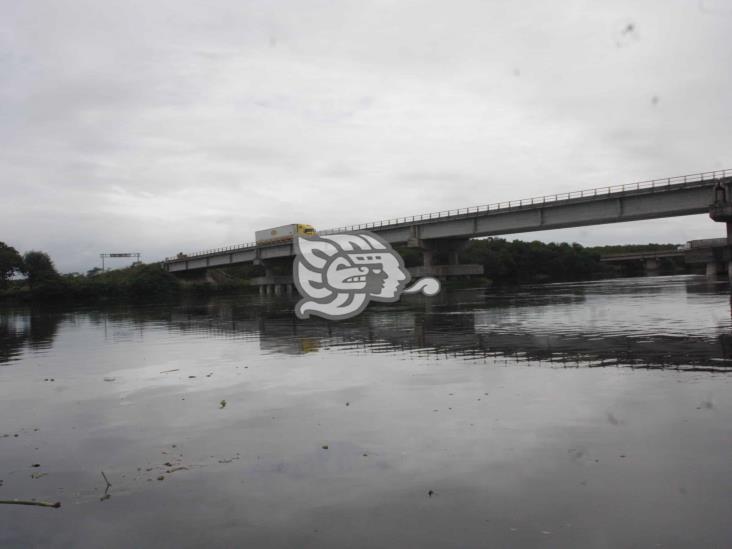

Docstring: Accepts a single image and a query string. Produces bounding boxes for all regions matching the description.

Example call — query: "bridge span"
[601,238,732,278]
[164,170,732,288]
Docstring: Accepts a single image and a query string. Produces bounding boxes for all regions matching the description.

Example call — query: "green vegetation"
[0,243,24,289]
[23,251,61,288]
[68,263,181,300]
[400,238,688,285]
[0,249,182,303]
[462,239,607,284]
[585,243,679,255]
[400,238,616,284]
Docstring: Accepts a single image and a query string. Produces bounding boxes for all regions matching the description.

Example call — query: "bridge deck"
[600,250,684,262]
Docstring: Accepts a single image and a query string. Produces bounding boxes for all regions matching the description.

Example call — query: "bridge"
[601,238,732,278]
[600,248,685,276]
[164,169,732,291]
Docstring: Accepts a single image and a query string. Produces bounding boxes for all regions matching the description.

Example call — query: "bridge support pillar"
[708,177,732,284]
[259,285,265,296]
[706,262,721,279]
[644,258,660,276]
[448,249,460,265]
[727,222,732,285]
[414,238,469,268]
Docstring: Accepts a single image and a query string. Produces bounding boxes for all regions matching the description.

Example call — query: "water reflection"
[155,276,731,370]
[2,276,732,370]
[2,276,732,549]
[0,309,64,364]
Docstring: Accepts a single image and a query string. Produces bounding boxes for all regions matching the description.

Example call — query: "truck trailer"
[255,224,316,245]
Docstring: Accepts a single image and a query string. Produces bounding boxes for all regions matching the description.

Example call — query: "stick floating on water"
[0,499,61,509]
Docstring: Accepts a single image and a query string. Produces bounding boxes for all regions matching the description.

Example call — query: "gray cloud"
[0,0,730,272]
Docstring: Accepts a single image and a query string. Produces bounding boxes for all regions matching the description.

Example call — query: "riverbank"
[0,264,254,304]
[0,240,689,305]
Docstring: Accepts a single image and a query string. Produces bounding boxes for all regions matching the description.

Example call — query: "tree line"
[0,241,179,301]
[399,238,683,284]
[0,243,59,289]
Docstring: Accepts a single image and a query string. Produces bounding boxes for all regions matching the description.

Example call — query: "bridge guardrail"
[165,169,730,262]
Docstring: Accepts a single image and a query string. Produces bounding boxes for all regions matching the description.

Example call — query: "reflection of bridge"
[601,238,730,278]
[164,170,732,291]
[4,288,730,371]
[162,289,732,371]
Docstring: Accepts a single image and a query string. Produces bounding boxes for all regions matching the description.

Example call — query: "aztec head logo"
[293,232,440,320]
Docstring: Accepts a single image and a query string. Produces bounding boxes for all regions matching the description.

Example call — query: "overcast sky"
[1,0,731,272]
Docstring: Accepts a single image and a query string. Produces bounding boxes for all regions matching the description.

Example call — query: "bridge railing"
[165,169,730,261]
[165,241,257,262]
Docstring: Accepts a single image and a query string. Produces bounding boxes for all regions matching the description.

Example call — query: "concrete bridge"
[600,248,685,276]
[601,238,732,278]
[164,169,732,290]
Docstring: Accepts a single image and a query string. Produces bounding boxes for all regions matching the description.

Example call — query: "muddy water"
[1,275,731,548]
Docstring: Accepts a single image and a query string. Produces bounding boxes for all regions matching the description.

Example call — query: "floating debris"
[219,400,227,409]
[166,466,188,474]
[0,499,61,509]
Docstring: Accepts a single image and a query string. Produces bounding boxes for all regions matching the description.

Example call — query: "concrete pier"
[644,258,660,276]
[709,179,732,283]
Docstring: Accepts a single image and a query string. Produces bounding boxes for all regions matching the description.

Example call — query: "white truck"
[255,224,316,245]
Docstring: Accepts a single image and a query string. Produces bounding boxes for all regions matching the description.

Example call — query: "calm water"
[1,275,732,548]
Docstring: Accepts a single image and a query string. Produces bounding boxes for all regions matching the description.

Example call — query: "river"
[1,275,731,548]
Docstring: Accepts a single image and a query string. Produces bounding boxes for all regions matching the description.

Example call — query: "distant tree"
[461,237,607,284]
[22,251,60,288]
[127,264,178,299]
[0,242,24,288]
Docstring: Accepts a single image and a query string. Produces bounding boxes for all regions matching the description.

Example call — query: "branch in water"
[0,499,61,509]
